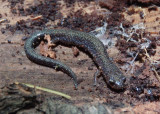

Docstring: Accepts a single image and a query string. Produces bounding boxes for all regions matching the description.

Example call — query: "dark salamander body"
[24,29,126,90]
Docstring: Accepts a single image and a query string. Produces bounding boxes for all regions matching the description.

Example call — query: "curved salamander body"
[24,29,126,90]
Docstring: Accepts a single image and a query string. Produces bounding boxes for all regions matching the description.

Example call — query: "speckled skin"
[24,29,126,90]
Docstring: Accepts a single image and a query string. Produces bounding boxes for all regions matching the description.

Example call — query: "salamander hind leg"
[93,70,101,86]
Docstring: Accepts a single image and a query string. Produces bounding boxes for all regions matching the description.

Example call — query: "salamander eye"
[108,79,115,86]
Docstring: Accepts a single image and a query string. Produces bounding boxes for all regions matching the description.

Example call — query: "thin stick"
[144,48,160,82]
[15,82,71,99]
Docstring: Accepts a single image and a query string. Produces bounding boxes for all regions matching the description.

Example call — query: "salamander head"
[107,73,126,90]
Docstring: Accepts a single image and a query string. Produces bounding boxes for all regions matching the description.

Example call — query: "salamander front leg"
[93,70,101,86]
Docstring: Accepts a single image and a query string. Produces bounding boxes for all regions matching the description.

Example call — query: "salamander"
[24,29,126,90]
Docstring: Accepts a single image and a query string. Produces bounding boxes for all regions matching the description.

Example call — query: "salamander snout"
[108,76,126,90]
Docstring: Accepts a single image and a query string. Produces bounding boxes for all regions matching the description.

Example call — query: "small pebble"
[8,40,11,43]
[22,36,28,41]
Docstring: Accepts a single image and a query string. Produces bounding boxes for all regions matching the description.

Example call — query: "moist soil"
[0,0,160,113]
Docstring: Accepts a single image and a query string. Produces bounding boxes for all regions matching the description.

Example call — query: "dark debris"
[129,76,160,102]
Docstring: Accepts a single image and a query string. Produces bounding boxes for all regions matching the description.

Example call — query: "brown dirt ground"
[0,0,160,113]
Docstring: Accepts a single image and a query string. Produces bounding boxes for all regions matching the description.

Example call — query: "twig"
[127,51,139,73]
[144,48,160,82]
[15,82,71,99]
[31,15,42,21]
